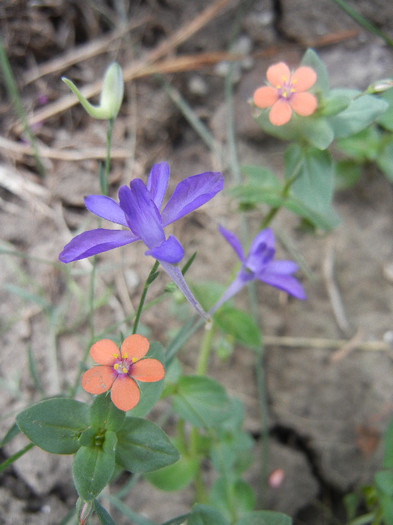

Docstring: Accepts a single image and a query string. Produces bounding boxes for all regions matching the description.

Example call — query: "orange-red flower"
[253,62,317,126]
[81,334,164,411]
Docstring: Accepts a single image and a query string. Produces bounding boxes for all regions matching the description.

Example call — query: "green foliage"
[72,430,117,501]
[235,511,293,525]
[16,398,90,454]
[93,499,117,525]
[172,376,232,428]
[187,504,229,525]
[145,453,199,491]
[213,306,262,349]
[115,417,179,473]
[209,477,255,521]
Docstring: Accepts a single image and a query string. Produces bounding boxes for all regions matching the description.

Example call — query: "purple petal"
[59,229,137,262]
[161,172,224,226]
[209,275,246,314]
[146,162,169,210]
[218,225,245,262]
[265,260,299,275]
[119,181,165,249]
[84,195,128,227]
[258,271,306,300]
[145,235,184,263]
[160,261,210,321]
[246,229,275,274]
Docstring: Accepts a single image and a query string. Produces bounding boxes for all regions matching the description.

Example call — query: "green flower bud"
[366,78,393,94]
[62,62,124,120]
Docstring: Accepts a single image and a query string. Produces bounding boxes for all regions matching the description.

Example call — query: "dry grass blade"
[23,16,149,86]
[15,0,233,134]
[0,136,129,161]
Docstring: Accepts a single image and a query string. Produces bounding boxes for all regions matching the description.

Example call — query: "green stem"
[195,323,215,375]
[0,443,34,473]
[132,260,160,334]
[102,118,114,196]
[259,150,305,230]
[0,37,45,176]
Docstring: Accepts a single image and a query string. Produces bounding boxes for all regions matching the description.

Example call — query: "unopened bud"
[366,78,393,94]
[62,62,124,120]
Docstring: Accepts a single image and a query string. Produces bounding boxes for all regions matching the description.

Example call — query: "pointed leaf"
[187,504,229,525]
[72,431,117,501]
[172,376,232,428]
[16,398,89,454]
[145,454,199,491]
[116,417,179,473]
[214,307,261,349]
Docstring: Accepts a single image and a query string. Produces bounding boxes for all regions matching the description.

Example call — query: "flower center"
[112,353,137,376]
[276,76,296,101]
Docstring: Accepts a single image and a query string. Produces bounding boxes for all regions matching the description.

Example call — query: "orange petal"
[131,358,165,382]
[266,62,291,88]
[290,92,317,116]
[111,376,140,411]
[90,339,119,365]
[81,365,115,394]
[269,99,292,126]
[291,66,317,91]
[253,86,278,108]
[121,334,150,360]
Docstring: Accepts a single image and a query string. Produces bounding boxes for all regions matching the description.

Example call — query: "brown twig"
[263,334,390,353]
[14,0,233,134]
[22,16,149,86]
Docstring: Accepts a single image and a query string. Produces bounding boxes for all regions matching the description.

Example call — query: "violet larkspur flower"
[210,226,306,314]
[59,162,224,320]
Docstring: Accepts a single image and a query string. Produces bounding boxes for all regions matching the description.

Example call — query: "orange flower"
[81,334,164,412]
[253,62,317,126]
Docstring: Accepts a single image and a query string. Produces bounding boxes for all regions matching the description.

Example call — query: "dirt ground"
[1,1,393,524]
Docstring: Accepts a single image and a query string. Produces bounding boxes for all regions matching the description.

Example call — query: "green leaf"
[16,398,89,454]
[172,376,232,428]
[235,510,292,525]
[298,116,334,149]
[214,307,261,349]
[0,423,20,447]
[116,417,179,473]
[383,418,393,468]
[209,478,255,521]
[319,93,350,116]
[72,430,117,501]
[377,137,393,182]
[90,393,125,432]
[145,453,199,491]
[127,341,165,417]
[93,499,117,525]
[283,196,339,230]
[334,160,362,190]
[161,515,190,525]
[377,87,393,131]
[336,126,381,162]
[328,91,389,138]
[375,469,393,496]
[285,144,334,212]
[187,504,229,525]
[190,281,226,312]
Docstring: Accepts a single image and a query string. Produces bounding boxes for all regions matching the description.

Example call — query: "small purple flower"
[59,162,224,320]
[210,226,305,314]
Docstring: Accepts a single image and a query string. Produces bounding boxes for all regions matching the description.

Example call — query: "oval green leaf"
[16,398,89,454]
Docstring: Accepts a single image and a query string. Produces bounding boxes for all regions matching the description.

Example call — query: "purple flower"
[59,162,224,320]
[210,226,305,313]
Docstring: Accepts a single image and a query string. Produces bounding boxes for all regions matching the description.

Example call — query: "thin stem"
[195,323,215,375]
[132,260,160,334]
[0,37,45,176]
[259,150,305,230]
[0,443,34,473]
[102,118,114,196]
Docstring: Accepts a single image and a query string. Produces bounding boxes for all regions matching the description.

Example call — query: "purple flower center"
[113,354,136,377]
[276,78,295,101]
